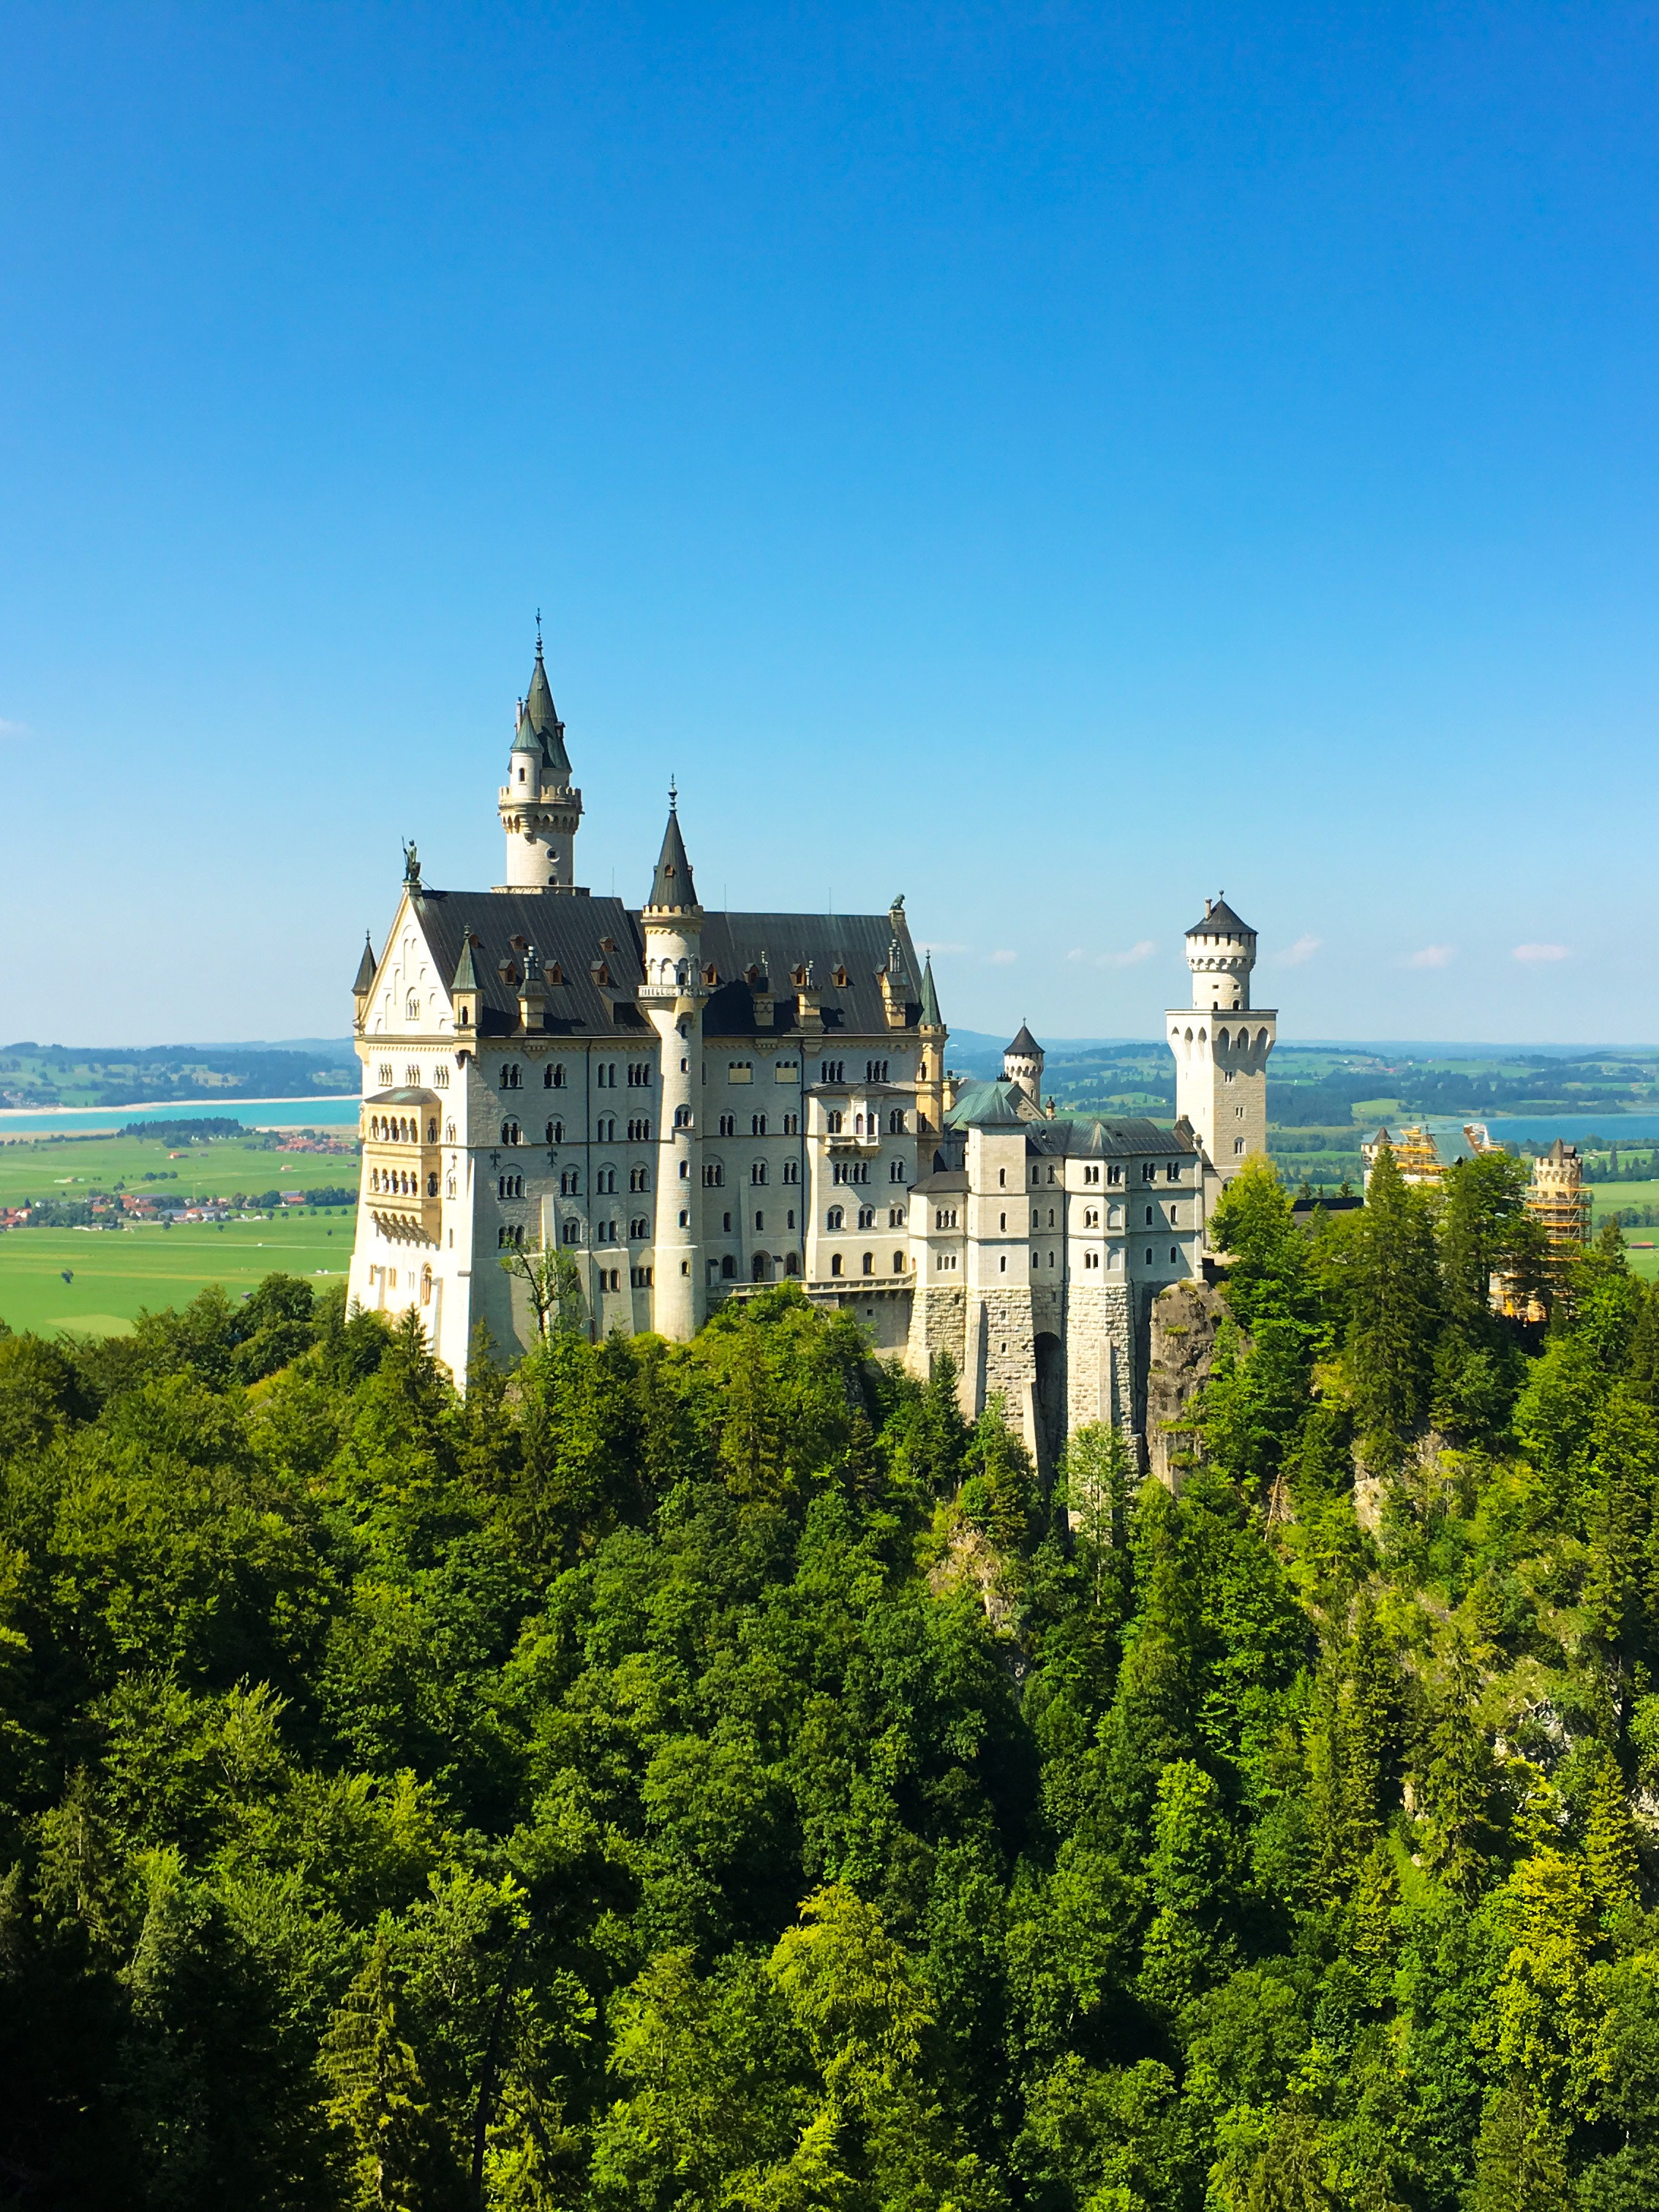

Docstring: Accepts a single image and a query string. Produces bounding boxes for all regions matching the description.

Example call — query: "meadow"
[0,1128,358,1207]
[0,1210,353,1336]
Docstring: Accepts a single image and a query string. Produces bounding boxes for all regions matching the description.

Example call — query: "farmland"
[0,1127,358,1209]
[0,1211,353,1336]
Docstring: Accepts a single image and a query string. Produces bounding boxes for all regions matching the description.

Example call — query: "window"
[754,1211,764,1231]
[894,1252,906,1274]
[728,1061,753,1083]
[857,1205,875,1229]
[826,1110,843,1134]
[559,1169,580,1195]
[827,1206,845,1230]
[678,1208,690,1227]
[546,1118,563,1144]
[1146,1206,1154,1224]
[998,1167,1007,1187]
[888,1108,904,1133]
[934,1252,958,1273]
[935,1208,958,1230]
[445,1120,456,1141]
[546,1064,566,1088]
[1085,1249,1100,1268]
[1166,1162,1183,1181]
[627,1118,652,1142]
[787,1209,796,1229]
[601,1268,622,1292]
[405,1064,421,1088]
[1170,1246,1178,1263]
[999,1254,1007,1273]
[1107,1165,1123,1185]
[721,1254,737,1279]
[446,1175,456,1197]
[750,1162,767,1184]
[718,1113,736,1137]
[433,1064,448,1089]
[722,1211,732,1231]
[1083,1165,1100,1185]
[862,1252,875,1275]
[628,1062,651,1087]
[377,1063,394,1086]
[597,1116,616,1143]
[597,1167,617,1194]
[999,1211,1007,1230]
[596,1064,617,1088]
[563,1222,582,1245]
[831,1162,869,1184]
[702,1162,723,1186]
[1047,1167,1057,1184]
[1031,1251,1039,1268]
[629,1165,650,1192]
[630,1216,650,1240]
[501,1120,519,1145]
[889,1160,906,1183]
[502,1064,522,1090]
[1031,1167,1038,1184]
[866,1059,888,1083]
[783,1113,800,1135]
[1084,1208,1099,1227]
[782,1159,799,1184]
[775,1061,797,1082]
[1235,1105,1246,1119]
[831,1253,844,1276]
[1047,1208,1056,1227]
[405,993,421,1021]
[631,1266,654,1287]
[786,1252,801,1275]
[1146,1247,1153,1263]
[750,1113,767,1136]
[674,1105,691,1128]
[1031,1210,1039,1230]
[819,1060,844,1084]
[889,1207,905,1227]
[497,1173,524,1199]
[1142,1163,1156,1183]
[1234,1136,1246,1154]
[497,1224,525,1248]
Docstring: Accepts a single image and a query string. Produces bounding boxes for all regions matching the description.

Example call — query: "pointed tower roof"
[919,953,943,1028]
[451,934,479,992]
[521,631,571,778]
[646,787,699,912]
[1007,1022,1042,1059]
[1185,895,1254,938]
[353,932,377,994]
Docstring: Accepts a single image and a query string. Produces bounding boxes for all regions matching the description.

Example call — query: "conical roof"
[451,935,479,992]
[1185,895,1254,938]
[522,639,571,777]
[647,793,699,912]
[353,933,376,994]
[919,953,943,1027]
[1006,1022,1042,1059]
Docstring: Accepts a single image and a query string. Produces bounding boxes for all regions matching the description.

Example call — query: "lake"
[0,1096,362,1137]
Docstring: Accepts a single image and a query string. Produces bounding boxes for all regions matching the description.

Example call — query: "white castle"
[347,637,1276,1469]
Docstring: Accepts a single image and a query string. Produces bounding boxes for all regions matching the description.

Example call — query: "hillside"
[1,1150,1658,2206]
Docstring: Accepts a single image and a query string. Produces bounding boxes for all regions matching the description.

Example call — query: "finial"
[535,609,543,656]
[669,775,678,811]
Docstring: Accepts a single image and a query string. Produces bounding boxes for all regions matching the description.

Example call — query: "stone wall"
[1146,1276,1227,1490]
[1062,1282,1133,1436]
[906,1283,967,1382]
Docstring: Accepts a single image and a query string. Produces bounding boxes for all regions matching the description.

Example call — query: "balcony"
[361,1088,443,1241]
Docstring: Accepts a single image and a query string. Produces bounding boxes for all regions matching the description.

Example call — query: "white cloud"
[1513,942,1569,964]
[1405,944,1455,969]
[1066,940,1156,969]
[1274,934,1321,966]
[0,717,28,737]
[988,949,1017,966]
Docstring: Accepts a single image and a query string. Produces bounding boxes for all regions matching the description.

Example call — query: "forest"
[1,1143,1658,2208]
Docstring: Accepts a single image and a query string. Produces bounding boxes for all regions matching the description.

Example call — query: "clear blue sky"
[4,3,1658,1047]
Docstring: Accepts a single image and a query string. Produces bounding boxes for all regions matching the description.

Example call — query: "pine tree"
[320,1929,437,2211]
[1347,1143,1440,1465]
[1582,1744,1641,1916]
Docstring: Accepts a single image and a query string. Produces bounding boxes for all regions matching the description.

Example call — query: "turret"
[917,953,947,1134]
[879,895,914,1031]
[450,933,481,1039]
[1184,895,1256,1012]
[352,933,377,1031]
[496,623,585,892]
[1003,1023,1044,1106]
[638,786,707,1339]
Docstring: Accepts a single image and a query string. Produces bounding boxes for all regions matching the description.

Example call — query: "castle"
[346,637,1276,1468]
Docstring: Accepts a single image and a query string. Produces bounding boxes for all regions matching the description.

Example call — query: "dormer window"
[832,964,849,988]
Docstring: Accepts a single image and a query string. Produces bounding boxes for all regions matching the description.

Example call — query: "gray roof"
[647,802,698,912]
[353,933,377,993]
[366,1086,439,1106]
[1185,896,1254,938]
[520,642,571,778]
[411,890,652,1039]
[911,1169,968,1195]
[694,909,927,1038]
[1028,1116,1200,1159]
[1006,1023,1042,1058]
[947,1079,1032,1129]
[919,953,943,1028]
[451,933,479,992]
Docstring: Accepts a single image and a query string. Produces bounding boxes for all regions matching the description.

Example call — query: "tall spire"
[919,952,942,1028]
[353,931,377,996]
[521,627,570,778]
[646,783,699,912]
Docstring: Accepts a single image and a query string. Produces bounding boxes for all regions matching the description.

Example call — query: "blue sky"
[3,3,1658,1047]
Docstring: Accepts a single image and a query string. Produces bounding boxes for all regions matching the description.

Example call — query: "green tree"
[1346,1144,1440,1464]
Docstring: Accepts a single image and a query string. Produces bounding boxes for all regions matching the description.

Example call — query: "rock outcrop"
[1146,1276,1229,1491]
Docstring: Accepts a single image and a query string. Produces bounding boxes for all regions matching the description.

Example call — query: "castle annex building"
[347,639,1278,1465]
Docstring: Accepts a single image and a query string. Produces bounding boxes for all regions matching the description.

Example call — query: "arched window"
[785,1252,800,1276]
[826,1110,843,1134]
[405,993,421,1021]
[827,1205,844,1230]
[674,1105,692,1128]
[862,1252,874,1275]
[546,1119,563,1144]
[502,1121,519,1146]
[721,1254,736,1279]
[750,1162,767,1184]
[888,1109,904,1132]
[718,1114,736,1137]
[830,1253,843,1276]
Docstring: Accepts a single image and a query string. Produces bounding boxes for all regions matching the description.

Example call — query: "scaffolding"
[1497,1138,1590,1320]
[1361,1124,1447,1190]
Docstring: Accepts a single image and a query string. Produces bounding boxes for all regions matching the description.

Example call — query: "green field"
[0,1211,354,1337]
[0,1129,358,1206]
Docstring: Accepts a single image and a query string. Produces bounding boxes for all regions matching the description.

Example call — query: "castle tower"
[1003,1023,1044,1107]
[1166,897,1276,1180]
[639,788,707,1339]
[496,627,585,892]
[916,955,948,1136]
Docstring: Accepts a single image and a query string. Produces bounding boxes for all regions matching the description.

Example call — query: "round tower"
[496,627,584,891]
[639,786,707,1339]
[1003,1023,1044,1106]
[1184,895,1255,1011]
